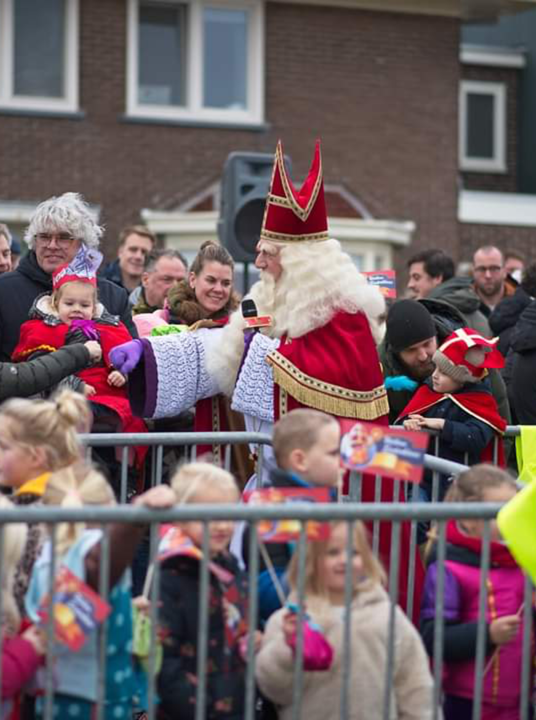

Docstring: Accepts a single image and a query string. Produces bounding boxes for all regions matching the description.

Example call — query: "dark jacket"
[489,285,532,358]
[428,277,491,338]
[0,343,92,400]
[398,379,495,497]
[509,299,536,424]
[0,251,136,360]
[380,298,511,426]
[158,552,248,720]
[101,258,126,290]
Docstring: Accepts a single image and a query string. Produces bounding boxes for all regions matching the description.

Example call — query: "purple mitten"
[109,339,144,374]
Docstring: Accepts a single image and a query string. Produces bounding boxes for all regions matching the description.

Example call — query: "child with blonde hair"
[420,464,526,720]
[24,462,175,720]
[0,389,91,615]
[256,520,434,720]
[158,462,255,720]
[0,497,46,714]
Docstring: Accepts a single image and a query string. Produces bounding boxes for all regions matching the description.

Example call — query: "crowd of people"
[0,139,534,720]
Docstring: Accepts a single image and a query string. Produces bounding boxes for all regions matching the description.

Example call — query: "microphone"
[241,299,272,331]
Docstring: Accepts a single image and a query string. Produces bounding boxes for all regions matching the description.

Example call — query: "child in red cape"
[398,328,506,544]
[12,247,147,468]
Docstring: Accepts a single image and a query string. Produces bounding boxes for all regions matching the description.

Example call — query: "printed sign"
[157,525,233,584]
[363,270,397,299]
[243,487,331,542]
[38,566,111,651]
[340,420,428,484]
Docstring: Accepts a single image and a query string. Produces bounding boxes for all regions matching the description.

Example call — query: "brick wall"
[461,64,520,193]
[0,0,460,265]
[459,222,536,264]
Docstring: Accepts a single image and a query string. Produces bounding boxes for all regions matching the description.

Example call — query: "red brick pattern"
[0,1,460,265]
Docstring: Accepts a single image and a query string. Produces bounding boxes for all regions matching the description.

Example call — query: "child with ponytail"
[420,464,528,719]
[0,389,91,615]
[24,462,175,720]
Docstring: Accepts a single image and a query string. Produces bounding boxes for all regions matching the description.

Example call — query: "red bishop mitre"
[433,327,505,384]
[260,140,329,244]
[52,246,103,291]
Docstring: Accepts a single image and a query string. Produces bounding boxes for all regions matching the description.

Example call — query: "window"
[459,80,506,173]
[127,0,264,125]
[0,0,79,112]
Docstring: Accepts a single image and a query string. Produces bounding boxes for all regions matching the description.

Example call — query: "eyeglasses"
[474,265,503,275]
[34,232,76,248]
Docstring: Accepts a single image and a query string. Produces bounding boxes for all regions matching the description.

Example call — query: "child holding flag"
[256,520,433,719]
[157,462,257,720]
[420,464,528,720]
[24,463,175,719]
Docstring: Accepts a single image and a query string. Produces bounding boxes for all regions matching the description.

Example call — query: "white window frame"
[0,0,79,113]
[459,80,507,173]
[126,0,264,125]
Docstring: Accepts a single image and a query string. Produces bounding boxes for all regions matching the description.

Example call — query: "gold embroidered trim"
[211,395,222,465]
[16,344,57,358]
[279,386,288,417]
[267,351,389,420]
[275,142,322,222]
[260,228,329,243]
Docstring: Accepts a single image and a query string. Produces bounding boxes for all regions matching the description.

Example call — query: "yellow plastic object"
[497,479,536,584]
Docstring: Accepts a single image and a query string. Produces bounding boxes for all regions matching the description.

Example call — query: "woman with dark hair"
[166,241,240,326]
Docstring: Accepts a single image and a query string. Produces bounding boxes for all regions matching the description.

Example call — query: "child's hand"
[133,484,176,509]
[490,615,520,645]
[83,383,96,397]
[404,415,425,431]
[282,611,298,645]
[238,630,263,661]
[22,625,47,656]
[132,596,151,614]
[108,370,126,387]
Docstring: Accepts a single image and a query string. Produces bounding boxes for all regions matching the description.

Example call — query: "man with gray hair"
[131,248,188,313]
[0,222,13,275]
[0,192,136,361]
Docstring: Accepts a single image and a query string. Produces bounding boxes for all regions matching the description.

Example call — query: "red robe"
[266,310,424,620]
[12,319,147,463]
[397,384,506,466]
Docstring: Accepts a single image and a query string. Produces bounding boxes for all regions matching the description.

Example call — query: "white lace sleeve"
[231,333,280,422]
[148,328,223,418]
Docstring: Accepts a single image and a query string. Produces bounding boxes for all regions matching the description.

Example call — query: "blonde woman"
[256,521,434,720]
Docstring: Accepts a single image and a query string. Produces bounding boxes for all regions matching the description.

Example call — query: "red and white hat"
[433,328,505,384]
[260,140,329,244]
[52,247,103,291]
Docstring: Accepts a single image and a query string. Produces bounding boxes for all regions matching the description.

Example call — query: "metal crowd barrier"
[0,502,532,720]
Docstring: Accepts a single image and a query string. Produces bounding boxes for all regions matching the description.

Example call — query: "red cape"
[398,384,506,466]
[267,311,389,422]
[13,320,147,460]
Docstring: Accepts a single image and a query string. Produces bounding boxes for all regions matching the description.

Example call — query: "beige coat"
[255,584,435,720]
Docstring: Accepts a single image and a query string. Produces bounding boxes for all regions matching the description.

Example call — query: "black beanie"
[386,300,436,353]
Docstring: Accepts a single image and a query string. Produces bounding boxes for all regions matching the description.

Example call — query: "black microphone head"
[241,298,258,318]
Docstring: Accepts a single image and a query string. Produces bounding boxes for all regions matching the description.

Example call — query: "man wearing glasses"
[0,192,136,362]
[472,245,515,317]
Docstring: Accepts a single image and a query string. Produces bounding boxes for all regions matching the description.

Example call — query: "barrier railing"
[0,502,531,720]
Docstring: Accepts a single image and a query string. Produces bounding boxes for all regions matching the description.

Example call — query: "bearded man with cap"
[111,140,423,614]
[379,298,511,426]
